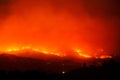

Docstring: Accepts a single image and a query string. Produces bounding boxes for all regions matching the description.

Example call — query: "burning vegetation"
[0,0,119,60]
[2,46,112,59]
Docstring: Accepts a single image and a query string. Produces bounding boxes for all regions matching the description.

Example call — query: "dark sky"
[0,0,120,56]
[0,0,120,17]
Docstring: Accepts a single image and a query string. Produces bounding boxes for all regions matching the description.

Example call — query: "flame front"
[0,0,117,59]
[2,46,112,59]
[5,46,61,56]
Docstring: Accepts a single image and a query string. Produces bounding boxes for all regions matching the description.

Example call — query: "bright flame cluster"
[74,49,92,58]
[74,49,112,59]
[4,46,112,59]
[6,46,60,56]
[99,55,112,59]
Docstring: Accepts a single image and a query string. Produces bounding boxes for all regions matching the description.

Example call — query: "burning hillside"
[0,0,119,60]
[0,46,111,60]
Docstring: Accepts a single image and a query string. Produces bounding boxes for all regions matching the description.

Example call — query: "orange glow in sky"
[0,0,118,60]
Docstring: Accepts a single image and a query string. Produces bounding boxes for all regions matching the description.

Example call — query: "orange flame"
[74,49,92,58]
[99,55,112,59]
[3,46,112,59]
[5,46,61,56]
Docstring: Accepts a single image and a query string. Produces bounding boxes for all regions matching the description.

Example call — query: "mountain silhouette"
[0,53,84,73]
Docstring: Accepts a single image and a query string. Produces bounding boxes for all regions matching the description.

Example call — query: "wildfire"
[7,48,20,52]
[2,46,112,59]
[99,55,112,59]
[5,46,61,56]
[78,53,92,58]
[73,48,112,59]
[74,49,92,58]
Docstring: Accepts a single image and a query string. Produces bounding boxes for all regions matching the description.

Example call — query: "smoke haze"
[0,0,120,56]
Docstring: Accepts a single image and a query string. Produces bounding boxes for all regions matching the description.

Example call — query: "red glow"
[2,46,112,59]
[99,55,112,59]
[74,49,92,58]
[5,46,61,56]
[0,0,117,60]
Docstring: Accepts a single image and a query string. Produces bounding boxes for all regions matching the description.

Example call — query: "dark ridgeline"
[0,53,120,80]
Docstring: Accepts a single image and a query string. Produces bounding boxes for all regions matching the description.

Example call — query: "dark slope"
[0,53,83,73]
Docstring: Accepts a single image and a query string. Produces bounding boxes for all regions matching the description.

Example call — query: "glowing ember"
[99,55,112,59]
[3,46,112,59]
[75,49,82,53]
[74,49,92,58]
[7,48,20,52]
[78,53,92,58]
[5,46,61,56]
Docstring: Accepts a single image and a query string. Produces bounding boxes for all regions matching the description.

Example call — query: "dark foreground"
[0,53,120,80]
[0,59,120,80]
